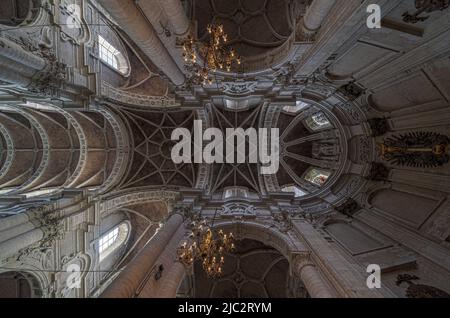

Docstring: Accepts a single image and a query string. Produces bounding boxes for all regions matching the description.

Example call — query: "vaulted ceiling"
[194,0,306,57]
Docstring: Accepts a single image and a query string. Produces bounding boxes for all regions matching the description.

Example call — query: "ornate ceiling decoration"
[207,103,262,194]
[107,96,345,199]
[116,107,198,190]
[194,239,296,298]
[194,0,301,58]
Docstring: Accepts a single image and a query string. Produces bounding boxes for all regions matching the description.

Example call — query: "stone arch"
[192,238,294,298]
[0,103,127,195]
[212,220,304,260]
[98,191,177,271]
[0,271,42,298]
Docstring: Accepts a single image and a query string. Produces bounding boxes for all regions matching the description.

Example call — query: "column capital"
[292,252,316,275]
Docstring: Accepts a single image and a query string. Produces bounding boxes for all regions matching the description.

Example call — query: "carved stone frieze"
[221,82,257,96]
[221,203,257,219]
[99,191,179,215]
[101,82,179,108]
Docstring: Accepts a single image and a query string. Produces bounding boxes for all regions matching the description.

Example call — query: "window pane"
[305,112,332,131]
[304,168,331,186]
[98,223,129,262]
[98,35,120,70]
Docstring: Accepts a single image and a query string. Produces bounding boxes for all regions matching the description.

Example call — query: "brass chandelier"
[177,217,235,278]
[182,24,241,85]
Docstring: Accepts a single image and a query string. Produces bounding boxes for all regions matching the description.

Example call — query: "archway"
[191,238,309,298]
[0,271,42,298]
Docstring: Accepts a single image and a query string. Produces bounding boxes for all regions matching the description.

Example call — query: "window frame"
[303,167,332,187]
[98,222,130,262]
[97,35,130,76]
[304,112,333,132]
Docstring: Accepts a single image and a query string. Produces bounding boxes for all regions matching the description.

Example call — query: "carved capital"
[291,252,315,276]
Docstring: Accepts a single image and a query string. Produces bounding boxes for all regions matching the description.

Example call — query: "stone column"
[0,37,46,71]
[137,223,187,298]
[0,57,34,86]
[299,0,337,40]
[159,0,190,36]
[294,254,334,298]
[0,37,47,87]
[101,213,184,298]
[0,229,44,260]
[136,0,189,74]
[96,0,185,86]
[292,220,387,297]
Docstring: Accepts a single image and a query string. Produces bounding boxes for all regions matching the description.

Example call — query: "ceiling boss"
[182,24,242,85]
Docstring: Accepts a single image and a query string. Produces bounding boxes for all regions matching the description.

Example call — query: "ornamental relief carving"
[99,190,179,215]
[101,82,179,108]
[59,0,91,45]
[220,204,257,219]
[221,82,257,96]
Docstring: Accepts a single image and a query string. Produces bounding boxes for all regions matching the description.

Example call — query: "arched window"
[304,168,331,187]
[282,101,309,114]
[98,223,129,262]
[305,112,332,131]
[281,185,307,197]
[98,35,129,75]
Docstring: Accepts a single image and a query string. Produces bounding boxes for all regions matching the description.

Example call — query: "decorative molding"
[101,82,179,108]
[0,105,50,192]
[90,104,129,194]
[0,122,15,179]
[358,136,372,163]
[220,82,257,96]
[220,203,257,219]
[38,105,88,188]
[99,190,179,215]
[336,101,363,123]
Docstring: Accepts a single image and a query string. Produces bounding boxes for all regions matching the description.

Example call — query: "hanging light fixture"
[182,24,241,85]
[177,216,235,278]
